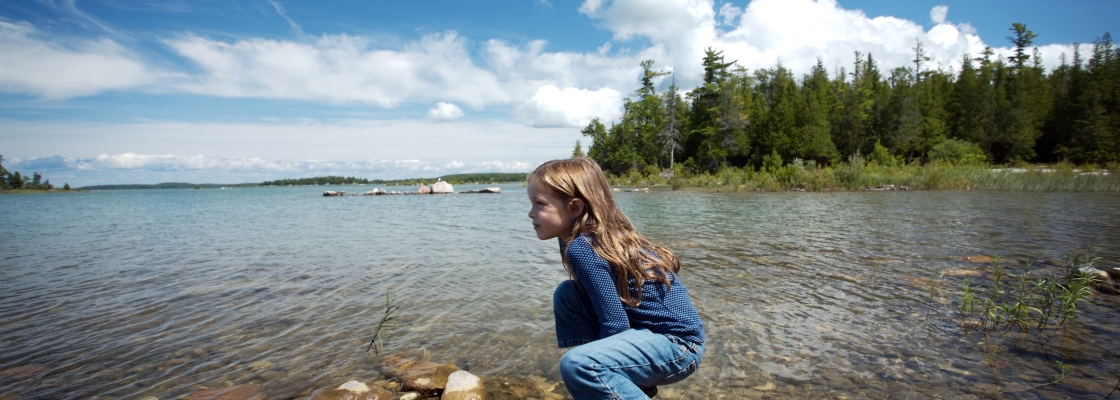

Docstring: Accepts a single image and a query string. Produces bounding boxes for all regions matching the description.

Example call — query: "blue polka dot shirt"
[561,234,705,345]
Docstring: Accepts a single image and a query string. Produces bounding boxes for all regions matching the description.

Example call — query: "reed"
[955,245,1101,333]
[607,162,1120,192]
[366,290,402,355]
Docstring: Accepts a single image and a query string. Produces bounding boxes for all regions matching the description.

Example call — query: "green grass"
[606,161,1120,192]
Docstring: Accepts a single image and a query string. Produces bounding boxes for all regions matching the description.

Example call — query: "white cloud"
[0,1,1085,124]
[718,3,743,26]
[427,102,465,121]
[166,31,509,107]
[7,153,536,186]
[582,0,1072,83]
[930,5,949,25]
[514,85,623,128]
[0,21,156,99]
[0,118,581,185]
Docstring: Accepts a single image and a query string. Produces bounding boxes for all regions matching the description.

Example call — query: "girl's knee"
[559,349,595,379]
[553,280,576,305]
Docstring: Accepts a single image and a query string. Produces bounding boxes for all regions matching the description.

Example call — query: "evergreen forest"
[579,25,1119,177]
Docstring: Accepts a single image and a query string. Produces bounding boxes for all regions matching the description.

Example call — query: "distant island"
[79,173,528,190]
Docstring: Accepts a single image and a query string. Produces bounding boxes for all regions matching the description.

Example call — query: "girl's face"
[527,178,575,241]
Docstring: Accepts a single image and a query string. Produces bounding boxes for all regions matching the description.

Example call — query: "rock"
[323,191,346,197]
[1107,267,1120,281]
[441,371,484,400]
[460,187,501,194]
[1077,267,1111,284]
[962,255,993,263]
[418,185,432,194]
[306,380,393,400]
[483,375,562,400]
[380,348,428,374]
[0,364,48,381]
[752,381,777,391]
[364,188,386,196]
[399,362,460,397]
[398,393,420,400]
[187,384,265,400]
[939,269,983,277]
[432,181,454,194]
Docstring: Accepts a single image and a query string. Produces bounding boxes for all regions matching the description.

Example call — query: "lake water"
[2,186,1119,399]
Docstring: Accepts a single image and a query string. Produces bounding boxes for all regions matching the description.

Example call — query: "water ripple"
[1,187,1118,398]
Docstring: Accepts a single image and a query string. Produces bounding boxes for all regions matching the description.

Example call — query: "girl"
[527,158,705,399]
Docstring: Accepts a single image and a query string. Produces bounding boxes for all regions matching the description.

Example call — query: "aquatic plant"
[956,246,1102,333]
[1030,361,1069,389]
[366,290,402,355]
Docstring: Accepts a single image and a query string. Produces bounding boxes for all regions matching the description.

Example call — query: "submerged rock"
[399,362,460,397]
[962,256,993,263]
[483,375,563,400]
[306,380,393,400]
[186,384,265,400]
[0,364,48,381]
[432,181,454,194]
[442,371,484,400]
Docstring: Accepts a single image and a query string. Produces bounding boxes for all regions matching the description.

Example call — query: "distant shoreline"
[77,173,529,191]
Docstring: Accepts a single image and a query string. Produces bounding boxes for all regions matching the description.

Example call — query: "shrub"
[928,139,987,165]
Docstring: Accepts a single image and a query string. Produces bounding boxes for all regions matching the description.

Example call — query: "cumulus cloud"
[930,5,949,25]
[514,85,623,128]
[0,1,1084,124]
[166,31,509,107]
[427,102,465,121]
[581,0,1072,83]
[0,21,156,99]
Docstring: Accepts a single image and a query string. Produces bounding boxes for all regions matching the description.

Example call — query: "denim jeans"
[553,281,704,399]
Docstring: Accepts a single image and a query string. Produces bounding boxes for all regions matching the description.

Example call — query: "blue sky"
[1,0,1115,186]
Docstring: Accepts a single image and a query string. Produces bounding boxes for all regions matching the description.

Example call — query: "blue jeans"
[553,281,704,399]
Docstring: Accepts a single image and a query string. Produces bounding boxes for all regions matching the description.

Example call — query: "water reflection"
[1,188,1118,399]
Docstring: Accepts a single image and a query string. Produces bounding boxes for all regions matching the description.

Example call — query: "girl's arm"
[566,236,630,339]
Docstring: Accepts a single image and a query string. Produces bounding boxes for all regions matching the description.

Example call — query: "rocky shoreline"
[323,183,503,197]
[166,348,562,400]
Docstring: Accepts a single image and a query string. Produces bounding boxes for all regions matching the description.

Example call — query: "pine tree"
[659,75,684,169]
[572,140,585,158]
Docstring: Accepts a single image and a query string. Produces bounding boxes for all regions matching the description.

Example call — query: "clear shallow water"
[1,186,1119,399]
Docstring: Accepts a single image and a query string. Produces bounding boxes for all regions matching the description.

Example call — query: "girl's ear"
[568,198,586,219]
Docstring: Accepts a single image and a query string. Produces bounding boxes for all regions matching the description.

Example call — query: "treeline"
[79,183,253,190]
[580,24,1119,176]
[438,173,526,184]
[261,176,372,186]
[0,154,67,191]
[263,173,526,186]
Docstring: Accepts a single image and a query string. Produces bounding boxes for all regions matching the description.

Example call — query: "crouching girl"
[527,158,705,399]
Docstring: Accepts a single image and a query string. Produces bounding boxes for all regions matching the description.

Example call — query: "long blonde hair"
[530,158,680,307]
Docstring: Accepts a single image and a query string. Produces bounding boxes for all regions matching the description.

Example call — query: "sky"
[1,0,1116,186]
